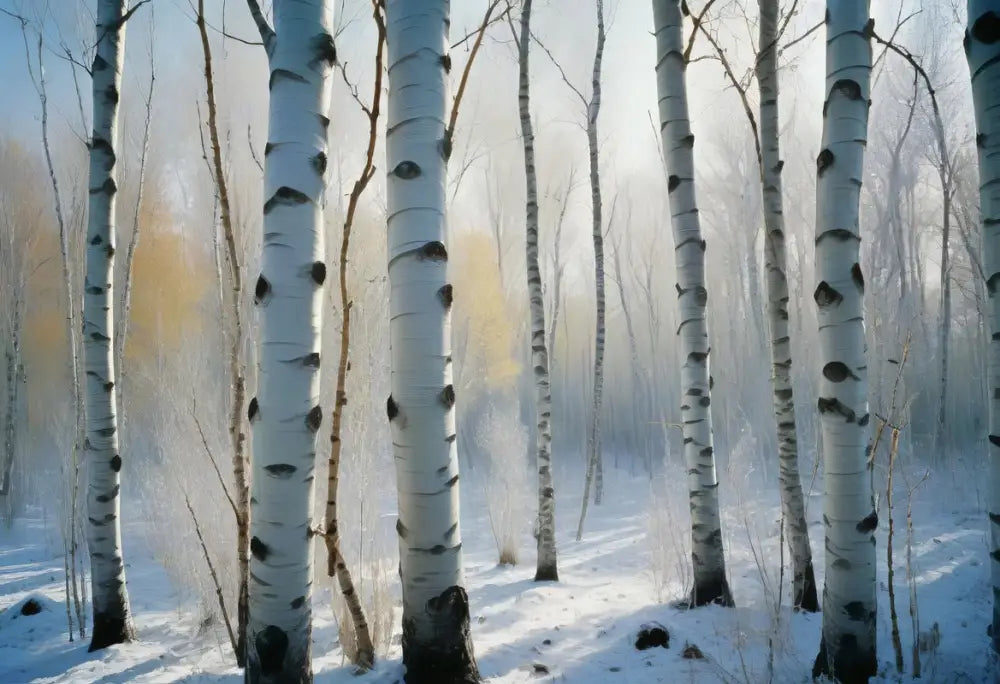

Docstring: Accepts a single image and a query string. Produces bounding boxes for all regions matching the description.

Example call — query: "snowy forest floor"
[0,465,996,683]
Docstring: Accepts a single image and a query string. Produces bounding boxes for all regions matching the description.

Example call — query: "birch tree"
[651,0,732,607]
[385,0,480,679]
[812,3,876,679]
[514,0,558,583]
[84,0,140,651]
[966,0,1000,655]
[244,1,335,680]
[756,0,818,612]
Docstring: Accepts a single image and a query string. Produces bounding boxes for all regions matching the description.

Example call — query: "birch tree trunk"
[757,0,818,613]
[385,1,480,680]
[577,0,608,538]
[651,0,732,608]
[516,0,558,583]
[811,3,876,680]
[84,0,134,652]
[966,0,1000,654]
[244,1,334,681]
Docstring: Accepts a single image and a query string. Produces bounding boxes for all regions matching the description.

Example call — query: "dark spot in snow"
[635,622,670,650]
[20,599,42,616]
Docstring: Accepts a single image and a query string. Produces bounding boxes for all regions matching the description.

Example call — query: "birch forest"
[2,0,1000,682]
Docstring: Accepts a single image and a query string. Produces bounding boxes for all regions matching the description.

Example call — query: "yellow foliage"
[451,231,520,389]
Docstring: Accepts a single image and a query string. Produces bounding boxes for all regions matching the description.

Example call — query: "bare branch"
[682,0,718,63]
[245,0,276,53]
[190,399,239,520]
[531,30,588,107]
[446,0,506,148]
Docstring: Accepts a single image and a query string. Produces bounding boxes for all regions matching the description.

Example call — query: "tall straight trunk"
[195,3,250,664]
[756,0,818,613]
[966,0,1000,655]
[611,237,648,470]
[651,0,732,608]
[516,0,558,583]
[577,0,608,539]
[84,0,134,652]
[384,1,480,681]
[244,1,334,681]
[811,3,875,680]
[1,309,21,498]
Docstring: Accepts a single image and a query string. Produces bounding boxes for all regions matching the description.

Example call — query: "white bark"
[651,0,731,607]
[967,0,1000,655]
[245,1,334,681]
[757,0,817,613]
[385,1,479,681]
[84,0,134,652]
[576,0,608,539]
[812,3,875,680]
[516,0,558,583]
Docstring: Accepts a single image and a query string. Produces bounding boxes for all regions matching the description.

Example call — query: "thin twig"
[183,491,238,656]
[190,398,238,520]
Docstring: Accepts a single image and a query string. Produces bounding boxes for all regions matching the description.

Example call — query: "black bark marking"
[445,433,457,443]
[263,186,311,214]
[851,263,864,293]
[306,405,323,432]
[990,512,1000,525]
[698,396,710,407]
[290,596,305,610]
[104,84,119,105]
[250,536,269,561]
[396,519,408,539]
[445,474,459,488]
[816,148,834,176]
[92,54,109,72]
[832,79,863,101]
[419,241,448,261]
[856,510,878,533]
[441,135,453,161]
[973,11,1000,43]
[302,352,320,368]
[816,228,859,245]
[440,385,455,408]
[90,234,103,245]
[97,426,115,437]
[813,281,843,307]
[858,413,870,427]
[312,152,327,175]
[310,261,326,286]
[668,175,680,192]
[254,625,288,675]
[312,31,337,65]
[681,134,695,148]
[687,351,708,365]
[105,244,115,258]
[990,434,1000,448]
[103,381,114,392]
[90,178,117,196]
[96,484,120,503]
[440,54,452,73]
[269,68,308,90]
[263,464,296,478]
[264,142,274,156]
[110,455,122,472]
[978,133,987,149]
[438,284,453,308]
[823,361,855,382]
[843,600,868,621]
[817,397,856,423]
[393,160,421,179]
[254,276,271,305]
[988,272,1000,295]
[248,397,260,422]
[387,395,399,421]
[401,585,479,683]
[317,114,330,130]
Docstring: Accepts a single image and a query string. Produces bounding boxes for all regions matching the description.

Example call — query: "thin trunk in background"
[757,0,818,612]
[322,0,385,669]
[244,0,335,680]
[515,0,558,583]
[965,0,1000,655]
[196,0,251,664]
[651,0,732,607]
[84,0,136,651]
[385,0,480,679]
[812,3,876,679]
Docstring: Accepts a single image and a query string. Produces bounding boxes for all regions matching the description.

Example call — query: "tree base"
[88,611,134,652]
[402,586,480,684]
[690,573,734,608]
[795,560,819,613]
[534,563,558,582]
[813,634,877,682]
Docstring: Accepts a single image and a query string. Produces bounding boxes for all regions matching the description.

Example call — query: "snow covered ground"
[0,465,996,683]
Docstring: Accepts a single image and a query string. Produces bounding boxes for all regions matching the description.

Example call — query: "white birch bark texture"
[244,2,334,681]
[966,0,1000,654]
[84,0,134,652]
[757,0,818,613]
[811,4,876,681]
[385,1,480,681]
[517,0,559,583]
[651,0,732,607]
